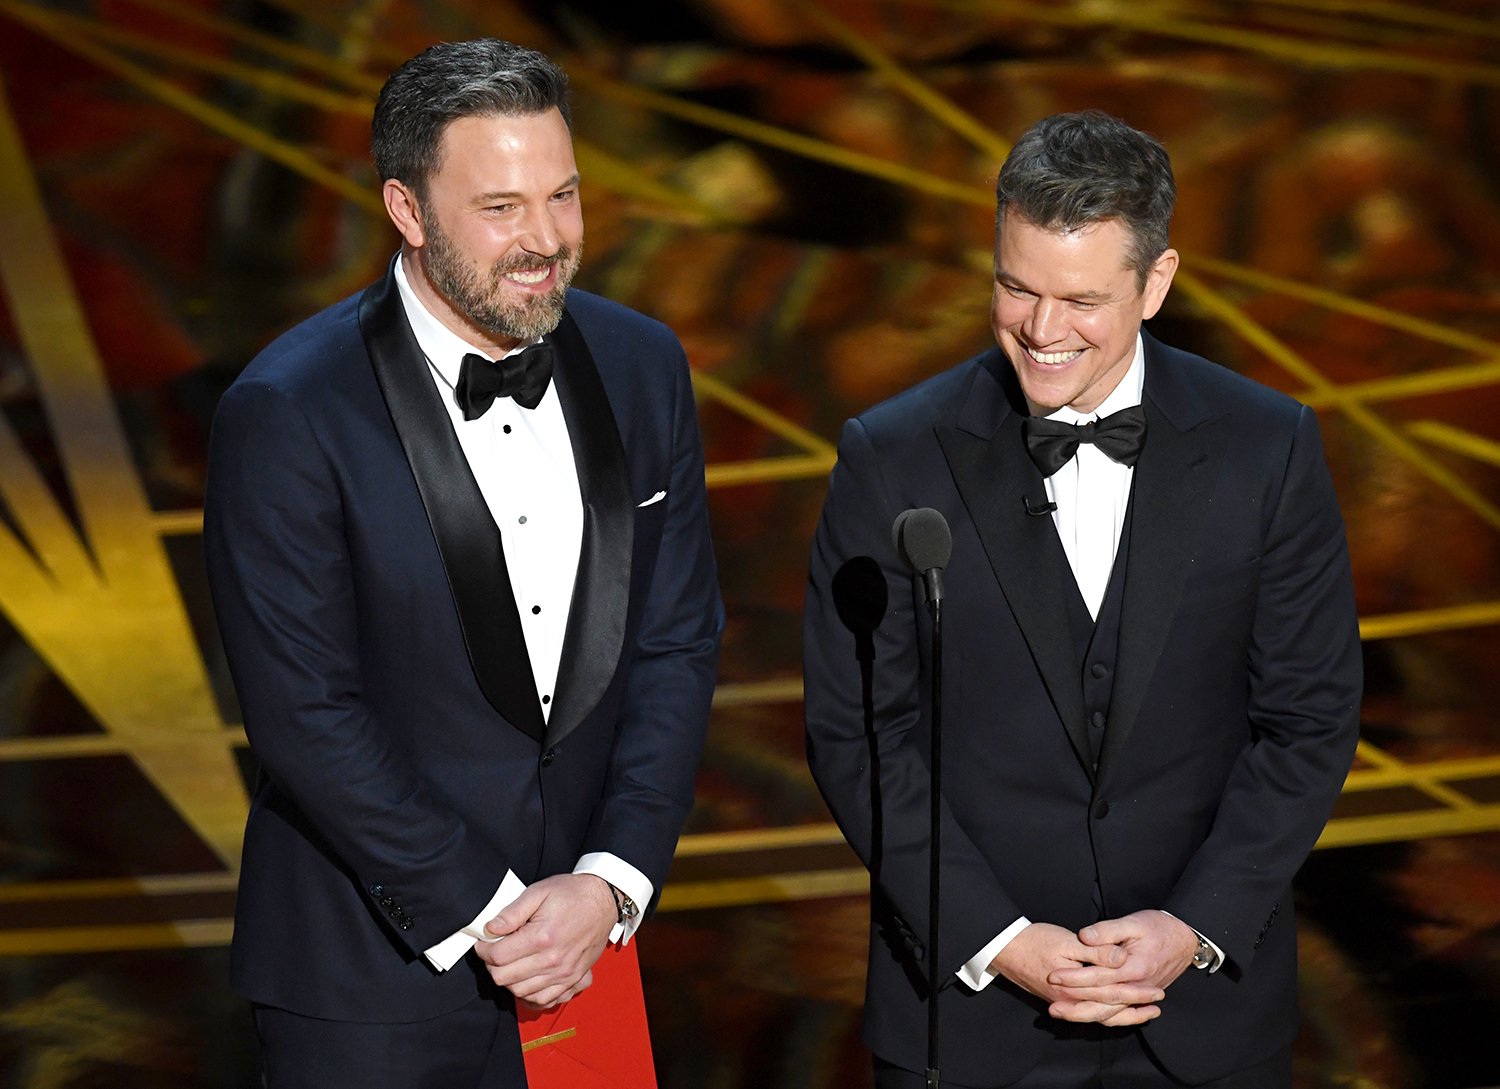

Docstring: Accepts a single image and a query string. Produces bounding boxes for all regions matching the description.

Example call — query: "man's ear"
[1141,247,1178,320]
[383,179,426,248]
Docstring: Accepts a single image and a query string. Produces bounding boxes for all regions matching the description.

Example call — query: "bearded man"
[204,39,722,1088]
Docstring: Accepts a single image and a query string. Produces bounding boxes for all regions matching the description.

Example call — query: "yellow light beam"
[1304,358,1500,410]
[1359,600,1500,641]
[691,370,838,458]
[1174,268,1500,533]
[705,454,837,489]
[1405,421,1500,469]
[676,822,846,857]
[567,68,993,210]
[1317,804,1500,848]
[0,4,725,236]
[1186,254,1500,360]
[1,1,372,114]
[0,920,234,956]
[0,1,381,213]
[0,68,249,865]
[1254,0,1500,42]
[113,0,386,92]
[658,867,870,912]
[786,0,1013,164]
[903,0,1500,88]
[1343,753,1500,792]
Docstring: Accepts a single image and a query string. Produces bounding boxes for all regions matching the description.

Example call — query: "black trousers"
[873,1031,1292,1089]
[253,993,527,1089]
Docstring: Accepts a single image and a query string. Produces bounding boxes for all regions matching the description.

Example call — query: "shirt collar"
[394,253,539,389]
[1046,333,1145,425]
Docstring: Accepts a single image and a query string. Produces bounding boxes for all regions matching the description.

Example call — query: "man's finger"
[1048,982,1165,1006]
[1047,999,1130,1023]
[1078,920,1136,947]
[1099,1003,1161,1026]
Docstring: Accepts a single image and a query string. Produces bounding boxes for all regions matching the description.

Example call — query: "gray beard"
[424,221,580,343]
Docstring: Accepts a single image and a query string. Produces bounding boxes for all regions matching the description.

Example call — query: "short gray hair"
[996,110,1175,287]
[372,39,570,200]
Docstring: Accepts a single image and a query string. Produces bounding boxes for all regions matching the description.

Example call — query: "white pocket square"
[637,490,667,508]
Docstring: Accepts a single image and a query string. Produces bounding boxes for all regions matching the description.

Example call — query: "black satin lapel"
[357,265,546,742]
[542,311,633,747]
[937,418,1094,779]
[1098,403,1230,774]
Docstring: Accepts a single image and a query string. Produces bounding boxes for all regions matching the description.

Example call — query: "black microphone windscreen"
[832,555,888,637]
[892,507,952,573]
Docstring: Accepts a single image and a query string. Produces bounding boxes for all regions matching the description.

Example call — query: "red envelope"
[518,942,657,1088]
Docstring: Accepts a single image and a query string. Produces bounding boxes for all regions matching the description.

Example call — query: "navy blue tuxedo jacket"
[205,263,722,1023]
[804,333,1361,1085]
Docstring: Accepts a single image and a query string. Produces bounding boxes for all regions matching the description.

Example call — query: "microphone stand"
[924,567,943,1089]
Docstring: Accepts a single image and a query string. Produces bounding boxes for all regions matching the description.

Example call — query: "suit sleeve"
[580,342,723,902]
[204,379,508,955]
[804,418,1025,980]
[1162,405,1361,968]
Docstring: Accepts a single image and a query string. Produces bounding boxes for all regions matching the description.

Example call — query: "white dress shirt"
[958,337,1221,989]
[392,256,651,970]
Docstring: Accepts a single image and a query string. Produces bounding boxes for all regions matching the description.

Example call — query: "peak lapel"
[358,263,546,742]
[936,357,1094,779]
[541,311,633,748]
[1098,340,1230,775]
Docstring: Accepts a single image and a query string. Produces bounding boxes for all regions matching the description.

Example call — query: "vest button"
[1090,662,1108,679]
[1090,711,1105,729]
[1093,799,1110,820]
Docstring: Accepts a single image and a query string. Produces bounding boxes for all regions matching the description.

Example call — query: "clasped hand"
[471,873,617,1010]
[990,911,1199,1027]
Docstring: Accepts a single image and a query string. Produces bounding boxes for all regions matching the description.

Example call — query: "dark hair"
[372,39,571,199]
[995,110,1175,286]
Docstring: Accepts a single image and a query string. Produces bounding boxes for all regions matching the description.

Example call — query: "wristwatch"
[609,884,638,927]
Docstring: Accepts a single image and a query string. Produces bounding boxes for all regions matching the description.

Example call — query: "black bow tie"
[1023,404,1147,477]
[455,343,555,418]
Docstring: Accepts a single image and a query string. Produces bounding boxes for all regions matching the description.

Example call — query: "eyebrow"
[473,174,581,204]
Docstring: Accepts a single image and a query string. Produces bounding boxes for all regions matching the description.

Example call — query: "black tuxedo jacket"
[205,263,722,1023]
[804,333,1360,1086]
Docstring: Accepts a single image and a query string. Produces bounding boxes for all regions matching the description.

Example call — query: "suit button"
[1090,711,1105,729]
[1090,662,1108,679]
[1093,799,1110,819]
[369,885,384,897]
[400,920,413,931]
[541,748,556,767]
[380,896,395,907]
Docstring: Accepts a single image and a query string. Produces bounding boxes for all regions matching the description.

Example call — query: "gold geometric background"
[1,1,1499,1084]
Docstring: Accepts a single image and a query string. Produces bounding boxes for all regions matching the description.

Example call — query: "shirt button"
[1093,799,1110,820]
[542,694,551,705]
[1090,711,1105,729]
[1090,662,1108,679]
[532,605,541,614]
[518,515,527,525]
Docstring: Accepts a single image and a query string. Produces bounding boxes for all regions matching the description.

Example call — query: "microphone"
[832,556,888,664]
[892,507,952,606]
[1024,494,1058,516]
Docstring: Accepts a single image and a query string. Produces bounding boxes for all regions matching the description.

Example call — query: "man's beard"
[423,212,581,343]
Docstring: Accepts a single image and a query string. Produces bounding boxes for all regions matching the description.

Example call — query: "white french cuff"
[958,915,1032,991]
[575,851,653,945]
[423,869,528,972]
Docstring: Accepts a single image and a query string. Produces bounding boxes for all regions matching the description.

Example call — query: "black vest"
[1060,501,1134,774]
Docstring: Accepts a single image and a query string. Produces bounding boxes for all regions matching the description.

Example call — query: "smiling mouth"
[503,267,552,286]
[1026,346,1084,365]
